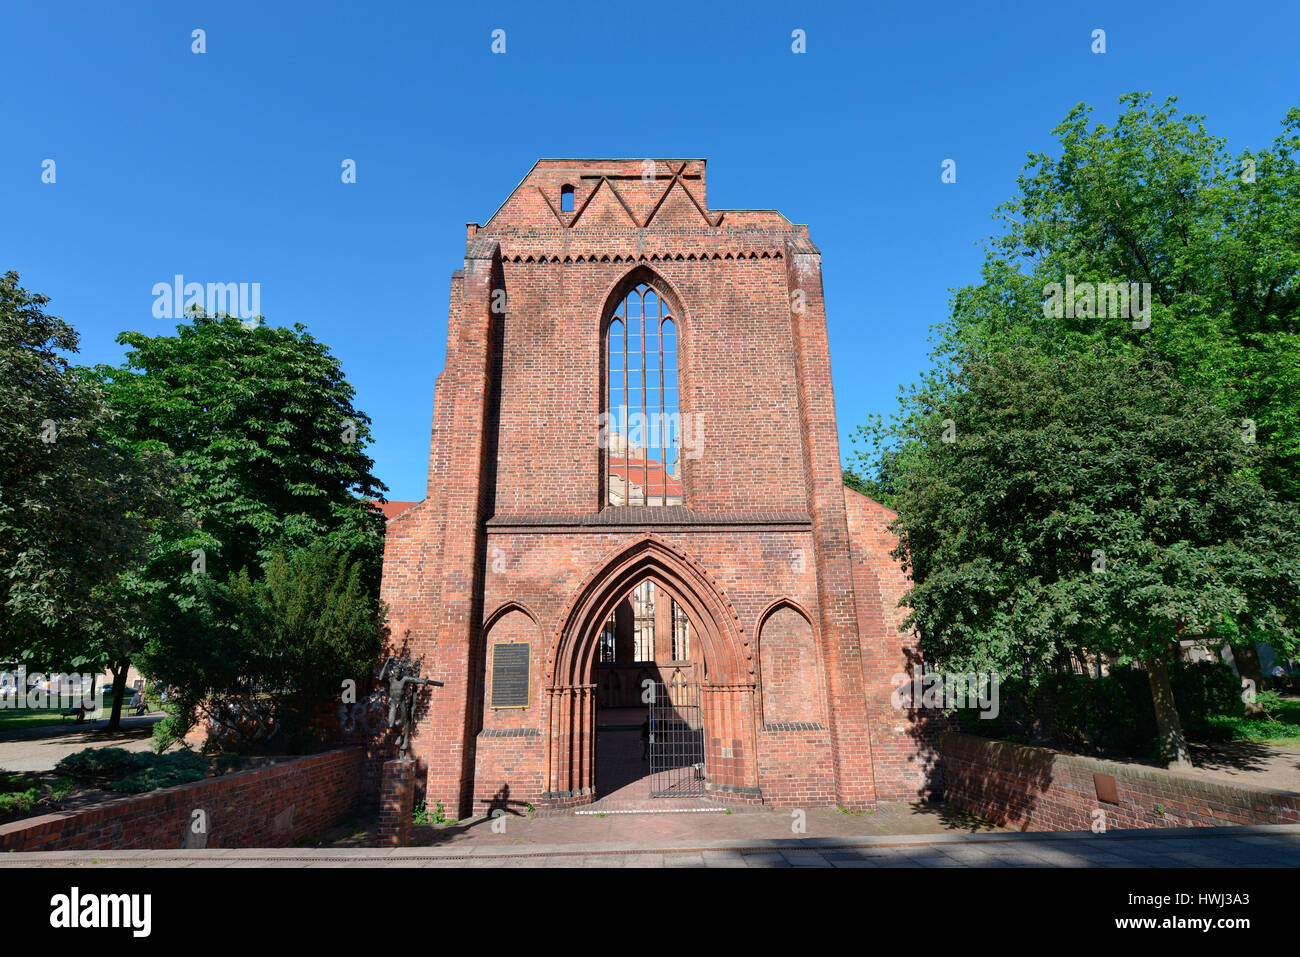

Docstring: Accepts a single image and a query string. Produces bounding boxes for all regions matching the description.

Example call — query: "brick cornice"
[485,507,812,532]
[498,248,786,264]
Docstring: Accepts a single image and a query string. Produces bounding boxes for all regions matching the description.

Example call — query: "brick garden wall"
[0,747,362,852]
[940,731,1300,831]
[844,490,946,802]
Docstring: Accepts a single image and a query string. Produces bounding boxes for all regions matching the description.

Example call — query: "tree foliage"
[90,312,389,749]
[0,272,177,668]
[856,93,1300,502]
[892,346,1300,763]
[92,312,388,587]
[851,94,1300,763]
[140,542,385,750]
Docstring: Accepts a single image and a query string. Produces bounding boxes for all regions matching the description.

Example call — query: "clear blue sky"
[3,1,1297,501]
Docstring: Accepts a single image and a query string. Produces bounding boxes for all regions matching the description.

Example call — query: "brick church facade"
[380,159,931,818]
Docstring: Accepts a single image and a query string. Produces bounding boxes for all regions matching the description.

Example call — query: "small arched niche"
[759,605,826,726]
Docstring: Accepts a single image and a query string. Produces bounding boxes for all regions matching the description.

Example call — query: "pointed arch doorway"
[592,577,705,801]
[543,537,761,808]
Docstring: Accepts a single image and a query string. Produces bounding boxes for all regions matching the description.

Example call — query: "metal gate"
[647,681,706,797]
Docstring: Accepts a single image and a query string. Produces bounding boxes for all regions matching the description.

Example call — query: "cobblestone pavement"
[3,825,1298,868]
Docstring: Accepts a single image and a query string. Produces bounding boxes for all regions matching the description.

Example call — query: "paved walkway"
[3,824,1298,867]
[389,801,1003,850]
[0,716,161,772]
[1186,740,1300,794]
[585,724,714,812]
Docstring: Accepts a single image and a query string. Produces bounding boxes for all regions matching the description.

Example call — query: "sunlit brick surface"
[379,160,932,818]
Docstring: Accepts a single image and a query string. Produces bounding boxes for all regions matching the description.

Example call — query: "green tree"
[893,347,1300,767]
[846,425,909,509]
[236,543,385,741]
[0,272,178,716]
[842,467,869,495]
[857,93,1300,502]
[93,312,387,585]
[856,93,1300,695]
[92,312,387,746]
[139,542,385,750]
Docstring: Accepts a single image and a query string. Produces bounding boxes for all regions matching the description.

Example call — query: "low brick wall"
[940,731,1300,831]
[0,747,362,852]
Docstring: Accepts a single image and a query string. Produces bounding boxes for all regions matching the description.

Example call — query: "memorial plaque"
[1093,772,1119,804]
[490,642,530,709]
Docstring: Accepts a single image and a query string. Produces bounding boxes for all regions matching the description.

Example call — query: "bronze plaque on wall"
[1093,772,1119,804]
[490,642,530,710]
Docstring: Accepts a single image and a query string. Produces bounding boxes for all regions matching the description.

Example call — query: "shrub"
[1171,658,1246,733]
[412,799,451,826]
[0,776,40,818]
[142,541,385,752]
[55,747,216,793]
[55,747,144,783]
[956,658,1245,759]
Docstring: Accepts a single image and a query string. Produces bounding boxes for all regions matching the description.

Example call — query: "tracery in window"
[632,580,656,662]
[598,612,616,664]
[595,580,695,668]
[671,600,690,662]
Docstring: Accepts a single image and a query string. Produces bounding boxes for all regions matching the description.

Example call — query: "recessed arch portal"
[543,536,760,804]
[550,536,751,688]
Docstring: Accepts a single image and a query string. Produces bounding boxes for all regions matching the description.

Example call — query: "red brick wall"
[488,258,808,516]
[377,759,415,847]
[379,159,932,815]
[941,732,1300,831]
[758,726,836,806]
[472,609,547,809]
[844,488,945,801]
[0,748,362,851]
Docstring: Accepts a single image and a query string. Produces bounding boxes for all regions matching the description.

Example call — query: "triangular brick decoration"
[644,177,715,227]
[570,178,638,228]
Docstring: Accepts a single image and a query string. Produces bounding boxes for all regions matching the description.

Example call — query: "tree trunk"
[105,664,128,731]
[1231,643,1265,713]
[1147,657,1192,769]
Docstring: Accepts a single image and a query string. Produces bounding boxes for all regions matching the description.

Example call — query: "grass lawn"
[0,697,122,733]
[1201,695,1300,748]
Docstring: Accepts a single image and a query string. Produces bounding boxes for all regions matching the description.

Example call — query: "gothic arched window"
[605,283,682,507]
